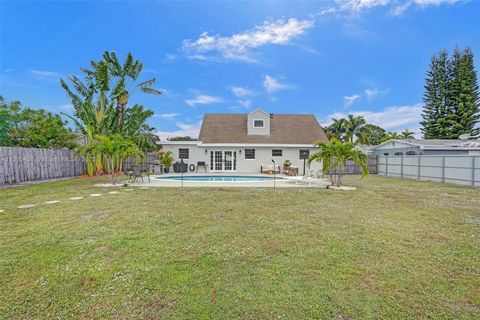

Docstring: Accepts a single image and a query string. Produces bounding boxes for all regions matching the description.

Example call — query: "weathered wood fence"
[328,156,379,175]
[0,147,87,186]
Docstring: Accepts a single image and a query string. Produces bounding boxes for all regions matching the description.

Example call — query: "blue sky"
[1,0,479,139]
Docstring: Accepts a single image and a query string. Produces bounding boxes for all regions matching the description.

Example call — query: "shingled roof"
[198,113,329,144]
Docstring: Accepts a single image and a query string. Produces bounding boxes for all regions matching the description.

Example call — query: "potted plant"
[283,160,292,169]
[160,151,174,173]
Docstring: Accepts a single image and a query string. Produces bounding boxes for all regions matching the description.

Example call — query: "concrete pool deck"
[127,173,330,188]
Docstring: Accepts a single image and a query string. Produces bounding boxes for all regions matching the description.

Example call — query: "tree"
[0,96,77,149]
[168,136,197,141]
[362,124,386,145]
[421,47,479,138]
[61,52,162,173]
[325,118,348,141]
[79,135,143,185]
[448,47,480,137]
[343,114,370,144]
[308,138,368,187]
[400,129,415,139]
[102,52,161,131]
[381,132,399,142]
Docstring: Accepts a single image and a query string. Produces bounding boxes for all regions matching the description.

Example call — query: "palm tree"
[79,134,143,185]
[344,114,370,144]
[326,118,348,141]
[400,129,415,139]
[102,52,161,131]
[381,131,400,142]
[308,138,369,187]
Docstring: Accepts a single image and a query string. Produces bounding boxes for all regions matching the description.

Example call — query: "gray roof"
[374,139,480,150]
[198,113,328,145]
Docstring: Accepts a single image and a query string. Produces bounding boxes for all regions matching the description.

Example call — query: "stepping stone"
[90,194,102,197]
[125,189,134,191]
[69,197,83,200]
[45,200,60,204]
[140,187,149,189]
[18,204,36,209]
[108,191,120,194]
[0,210,4,213]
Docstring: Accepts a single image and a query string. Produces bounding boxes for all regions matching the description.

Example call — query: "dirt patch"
[139,296,171,320]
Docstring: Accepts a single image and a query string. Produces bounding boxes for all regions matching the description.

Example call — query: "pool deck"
[128,172,330,188]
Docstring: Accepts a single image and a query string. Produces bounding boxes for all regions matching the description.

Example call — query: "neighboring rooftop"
[198,113,328,144]
[374,139,480,149]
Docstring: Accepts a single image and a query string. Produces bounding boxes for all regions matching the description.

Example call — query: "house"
[370,139,480,156]
[159,109,329,174]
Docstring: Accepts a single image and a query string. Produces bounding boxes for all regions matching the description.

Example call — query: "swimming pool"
[155,175,276,182]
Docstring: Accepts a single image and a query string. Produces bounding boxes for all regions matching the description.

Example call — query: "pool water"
[155,175,276,182]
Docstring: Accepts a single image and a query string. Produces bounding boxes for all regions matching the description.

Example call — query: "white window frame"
[253,119,265,128]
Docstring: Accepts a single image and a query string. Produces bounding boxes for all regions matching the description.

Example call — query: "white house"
[159,109,329,174]
[369,139,480,156]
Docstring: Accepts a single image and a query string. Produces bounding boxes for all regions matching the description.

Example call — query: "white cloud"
[322,103,423,131]
[185,94,222,107]
[337,0,391,12]
[182,18,314,62]
[29,70,61,79]
[263,75,290,93]
[154,113,180,119]
[364,87,390,100]
[231,86,254,97]
[336,0,462,14]
[343,94,360,108]
[156,121,202,141]
[237,100,252,108]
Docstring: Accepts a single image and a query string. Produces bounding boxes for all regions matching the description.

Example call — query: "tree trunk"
[117,101,125,131]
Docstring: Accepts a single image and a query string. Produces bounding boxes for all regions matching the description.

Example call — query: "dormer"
[247,108,270,135]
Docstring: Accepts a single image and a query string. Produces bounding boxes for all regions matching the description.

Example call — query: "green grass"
[0,176,479,319]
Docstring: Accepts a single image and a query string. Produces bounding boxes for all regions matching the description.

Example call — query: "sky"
[1,0,479,139]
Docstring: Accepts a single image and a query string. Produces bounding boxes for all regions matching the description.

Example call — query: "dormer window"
[253,119,264,128]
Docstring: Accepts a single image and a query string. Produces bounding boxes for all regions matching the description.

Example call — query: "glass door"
[210,150,237,171]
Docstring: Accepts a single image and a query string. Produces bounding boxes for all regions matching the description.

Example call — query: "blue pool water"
[156,175,275,182]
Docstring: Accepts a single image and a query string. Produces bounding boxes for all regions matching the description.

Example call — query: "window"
[179,148,189,159]
[299,149,310,160]
[384,153,389,156]
[245,149,255,159]
[272,149,283,157]
[253,120,264,128]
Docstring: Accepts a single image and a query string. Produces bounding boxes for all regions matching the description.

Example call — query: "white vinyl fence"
[378,155,480,187]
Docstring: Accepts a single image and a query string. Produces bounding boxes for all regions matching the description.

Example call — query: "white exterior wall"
[161,142,321,174]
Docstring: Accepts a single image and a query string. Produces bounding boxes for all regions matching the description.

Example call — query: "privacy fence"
[378,155,480,187]
[0,147,87,186]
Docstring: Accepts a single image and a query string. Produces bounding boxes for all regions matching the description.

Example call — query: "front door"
[210,151,237,171]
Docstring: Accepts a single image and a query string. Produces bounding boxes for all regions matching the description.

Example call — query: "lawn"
[0,176,479,319]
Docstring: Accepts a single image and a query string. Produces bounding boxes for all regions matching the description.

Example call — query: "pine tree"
[448,47,480,138]
[421,47,480,139]
[421,51,450,138]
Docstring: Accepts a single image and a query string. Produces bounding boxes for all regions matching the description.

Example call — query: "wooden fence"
[328,156,378,175]
[0,147,87,186]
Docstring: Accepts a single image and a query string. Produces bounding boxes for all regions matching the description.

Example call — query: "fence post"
[401,156,404,178]
[417,156,421,180]
[442,156,445,183]
[472,156,476,187]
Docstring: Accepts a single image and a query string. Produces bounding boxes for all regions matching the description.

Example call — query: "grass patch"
[0,176,479,319]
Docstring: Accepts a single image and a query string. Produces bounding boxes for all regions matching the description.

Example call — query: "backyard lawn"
[0,176,479,319]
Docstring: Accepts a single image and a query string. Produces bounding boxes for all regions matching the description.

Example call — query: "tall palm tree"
[400,129,415,139]
[102,52,161,131]
[326,118,348,141]
[381,131,400,142]
[344,114,370,144]
[308,138,369,187]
